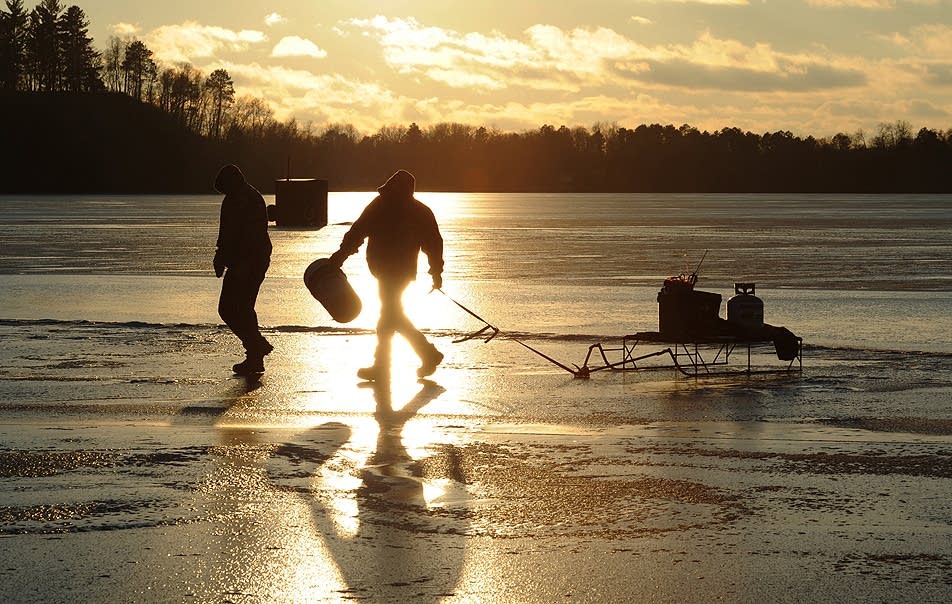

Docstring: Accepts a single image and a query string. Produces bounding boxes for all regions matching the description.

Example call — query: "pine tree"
[204,68,234,139]
[121,39,155,101]
[59,4,101,92]
[0,0,29,90]
[26,0,63,91]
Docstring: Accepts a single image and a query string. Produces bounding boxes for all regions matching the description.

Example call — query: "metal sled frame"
[576,331,803,378]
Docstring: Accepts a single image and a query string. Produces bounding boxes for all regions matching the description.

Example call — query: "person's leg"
[360,279,399,379]
[219,263,271,372]
[242,262,271,356]
[374,279,403,370]
[218,268,246,344]
[385,279,443,377]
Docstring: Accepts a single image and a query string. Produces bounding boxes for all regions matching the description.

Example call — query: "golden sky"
[79,0,952,136]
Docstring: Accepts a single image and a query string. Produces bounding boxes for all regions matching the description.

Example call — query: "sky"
[74,0,952,137]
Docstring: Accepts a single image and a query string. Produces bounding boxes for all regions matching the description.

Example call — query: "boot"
[417,346,444,378]
[253,341,274,357]
[232,340,272,375]
[233,355,265,375]
[357,364,389,382]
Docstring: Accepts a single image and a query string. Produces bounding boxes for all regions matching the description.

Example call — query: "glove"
[328,250,346,268]
[213,251,226,278]
[431,273,443,291]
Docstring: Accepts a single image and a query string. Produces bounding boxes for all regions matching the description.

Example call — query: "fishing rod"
[688,250,708,286]
[434,288,583,377]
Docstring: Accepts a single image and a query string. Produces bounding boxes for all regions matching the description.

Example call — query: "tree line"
[3,1,952,193]
[0,0,100,93]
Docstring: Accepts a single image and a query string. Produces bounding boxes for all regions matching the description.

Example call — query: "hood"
[215,164,247,194]
[376,169,415,198]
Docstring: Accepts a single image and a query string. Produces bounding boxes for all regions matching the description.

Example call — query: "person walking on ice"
[213,164,273,375]
[328,170,444,381]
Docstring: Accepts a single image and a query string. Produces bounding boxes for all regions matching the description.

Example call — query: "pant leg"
[374,279,401,365]
[218,262,270,354]
[377,278,432,362]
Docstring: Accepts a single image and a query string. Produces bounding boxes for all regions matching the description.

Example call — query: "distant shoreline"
[4,92,952,195]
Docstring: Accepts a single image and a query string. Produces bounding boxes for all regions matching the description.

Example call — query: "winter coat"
[338,193,443,282]
[215,170,272,269]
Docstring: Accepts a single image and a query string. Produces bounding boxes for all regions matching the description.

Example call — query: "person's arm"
[329,199,375,267]
[214,196,237,276]
[421,209,444,289]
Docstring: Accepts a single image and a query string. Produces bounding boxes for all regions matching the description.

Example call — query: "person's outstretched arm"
[329,199,376,267]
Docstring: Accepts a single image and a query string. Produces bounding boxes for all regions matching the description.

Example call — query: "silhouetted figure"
[213,164,273,375]
[329,170,444,381]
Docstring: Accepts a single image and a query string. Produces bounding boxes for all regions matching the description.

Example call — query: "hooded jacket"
[214,165,272,268]
[337,191,443,282]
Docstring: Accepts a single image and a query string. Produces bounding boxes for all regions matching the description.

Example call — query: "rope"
[435,288,580,376]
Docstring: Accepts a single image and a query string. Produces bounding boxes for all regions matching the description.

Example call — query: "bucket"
[304,258,362,323]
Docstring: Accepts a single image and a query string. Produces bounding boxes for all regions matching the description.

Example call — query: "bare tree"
[229,94,274,139]
[102,35,123,91]
[157,63,203,128]
[872,120,913,150]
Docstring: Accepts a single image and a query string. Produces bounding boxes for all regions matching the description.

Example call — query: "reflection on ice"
[196,318,477,601]
[251,372,469,601]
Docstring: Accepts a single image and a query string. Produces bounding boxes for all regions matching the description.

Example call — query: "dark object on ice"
[304,258,362,323]
[657,274,722,338]
[771,326,801,361]
[655,275,800,362]
[656,251,724,338]
[727,282,765,332]
[573,259,803,379]
[273,178,328,228]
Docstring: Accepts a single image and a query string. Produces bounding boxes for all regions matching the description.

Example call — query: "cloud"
[348,18,867,96]
[147,22,266,64]
[208,60,418,130]
[348,16,538,89]
[272,36,328,59]
[127,13,946,138]
[805,0,938,7]
[906,98,949,118]
[625,59,867,92]
[907,24,952,59]
[110,22,140,37]
[264,13,285,27]
[614,31,868,92]
[423,68,508,90]
[806,0,895,7]
[631,16,653,25]
[923,63,952,86]
[347,16,649,92]
[639,0,749,4]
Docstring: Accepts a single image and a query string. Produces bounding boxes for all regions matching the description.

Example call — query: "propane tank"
[304,258,362,323]
[727,282,764,331]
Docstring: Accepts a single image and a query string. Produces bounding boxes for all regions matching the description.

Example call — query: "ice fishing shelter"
[272,178,328,228]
